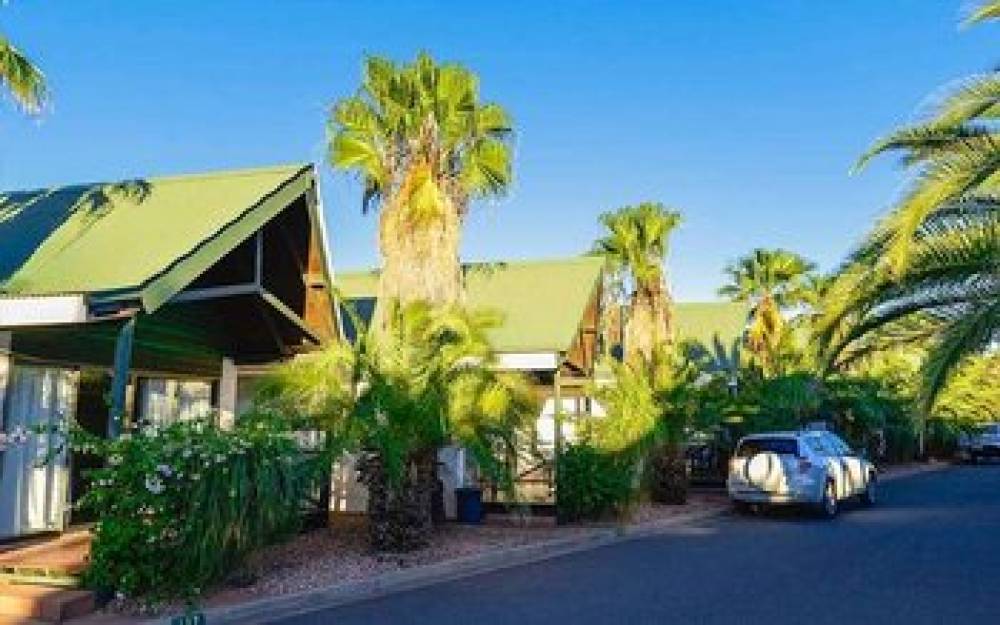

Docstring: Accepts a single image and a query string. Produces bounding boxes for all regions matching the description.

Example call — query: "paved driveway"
[276,465,1000,625]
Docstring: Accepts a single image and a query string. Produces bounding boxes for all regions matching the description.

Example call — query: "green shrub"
[64,413,319,605]
[645,444,688,504]
[556,444,636,522]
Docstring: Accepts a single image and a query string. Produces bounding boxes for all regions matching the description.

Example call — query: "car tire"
[861,474,876,506]
[733,501,752,515]
[817,480,838,519]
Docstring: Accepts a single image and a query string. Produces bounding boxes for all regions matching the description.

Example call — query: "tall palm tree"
[328,53,513,311]
[0,32,47,114]
[718,248,815,376]
[821,1,999,416]
[592,202,682,364]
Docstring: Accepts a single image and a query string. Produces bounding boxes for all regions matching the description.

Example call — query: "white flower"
[191,473,201,481]
[215,454,225,463]
[109,454,123,467]
[156,464,173,477]
[144,475,165,495]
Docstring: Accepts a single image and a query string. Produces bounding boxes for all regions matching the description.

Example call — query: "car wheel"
[733,501,752,515]
[861,474,876,506]
[817,480,838,519]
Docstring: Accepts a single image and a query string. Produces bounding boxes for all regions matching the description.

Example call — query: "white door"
[0,365,77,539]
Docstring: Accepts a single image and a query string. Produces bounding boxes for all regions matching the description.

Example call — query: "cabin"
[336,256,607,512]
[0,164,338,540]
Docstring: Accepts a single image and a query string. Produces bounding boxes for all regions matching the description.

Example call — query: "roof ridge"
[338,254,602,277]
[1,163,311,195]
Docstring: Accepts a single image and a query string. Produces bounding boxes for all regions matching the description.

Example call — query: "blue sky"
[1,1,995,300]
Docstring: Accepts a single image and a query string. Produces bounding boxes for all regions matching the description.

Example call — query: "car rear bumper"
[729,491,808,505]
[727,483,822,505]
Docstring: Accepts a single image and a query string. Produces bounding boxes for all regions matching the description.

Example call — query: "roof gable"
[0,164,312,310]
[337,256,605,353]
[673,302,749,347]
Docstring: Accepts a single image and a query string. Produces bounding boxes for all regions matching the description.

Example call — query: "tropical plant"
[555,443,636,522]
[592,202,682,363]
[258,301,536,550]
[718,248,816,376]
[933,354,1000,422]
[327,53,513,310]
[575,347,703,513]
[56,413,318,606]
[820,3,999,416]
[0,31,46,114]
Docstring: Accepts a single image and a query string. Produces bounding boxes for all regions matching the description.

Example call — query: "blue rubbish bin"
[455,487,483,524]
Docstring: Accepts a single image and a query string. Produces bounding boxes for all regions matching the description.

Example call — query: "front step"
[0,583,94,623]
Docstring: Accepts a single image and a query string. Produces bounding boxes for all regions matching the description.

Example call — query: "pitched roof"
[337,256,605,353]
[0,164,313,311]
[673,302,749,347]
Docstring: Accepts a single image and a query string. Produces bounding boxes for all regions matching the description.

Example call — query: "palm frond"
[964,0,1000,25]
[0,34,47,114]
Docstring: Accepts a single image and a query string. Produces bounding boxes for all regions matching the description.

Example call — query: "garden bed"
[205,516,593,606]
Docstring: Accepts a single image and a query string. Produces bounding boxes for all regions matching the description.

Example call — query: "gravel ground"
[205,493,728,609]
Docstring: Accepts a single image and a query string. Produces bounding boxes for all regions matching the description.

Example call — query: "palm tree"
[592,202,682,364]
[847,0,999,276]
[327,53,513,312]
[258,301,535,550]
[717,248,816,377]
[821,1,999,417]
[822,197,999,410]
[0,32,47,114]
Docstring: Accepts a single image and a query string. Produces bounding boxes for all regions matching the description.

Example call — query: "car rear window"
[735,437,799,457]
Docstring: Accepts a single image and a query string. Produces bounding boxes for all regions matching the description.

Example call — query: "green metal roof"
[0,163,313,311]
[673,302,748,347]
[337,256,605,353]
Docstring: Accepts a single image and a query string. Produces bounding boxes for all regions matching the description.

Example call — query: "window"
[822,433,851,455]
[138,378,214,427]
[735,437,799,457]
[805,436,830,456]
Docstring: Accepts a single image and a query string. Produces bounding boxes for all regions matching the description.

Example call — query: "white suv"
[727,430,877,518]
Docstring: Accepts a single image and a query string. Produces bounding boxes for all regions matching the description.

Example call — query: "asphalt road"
[276,465,1000,625]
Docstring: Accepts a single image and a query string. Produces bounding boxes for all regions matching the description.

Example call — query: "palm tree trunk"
[625,284,673,364]
[358,448,438,551]
[378,202,462,309]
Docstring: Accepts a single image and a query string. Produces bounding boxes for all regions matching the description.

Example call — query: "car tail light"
[798,458,813,474]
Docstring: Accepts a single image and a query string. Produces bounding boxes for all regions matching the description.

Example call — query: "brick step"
[0,583,94,623]
[0,532,90,579]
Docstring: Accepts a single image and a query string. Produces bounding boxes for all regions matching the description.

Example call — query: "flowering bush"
[63,412,320,605]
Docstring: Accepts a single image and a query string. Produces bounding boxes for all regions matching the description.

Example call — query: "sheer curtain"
[0,365,75,538]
